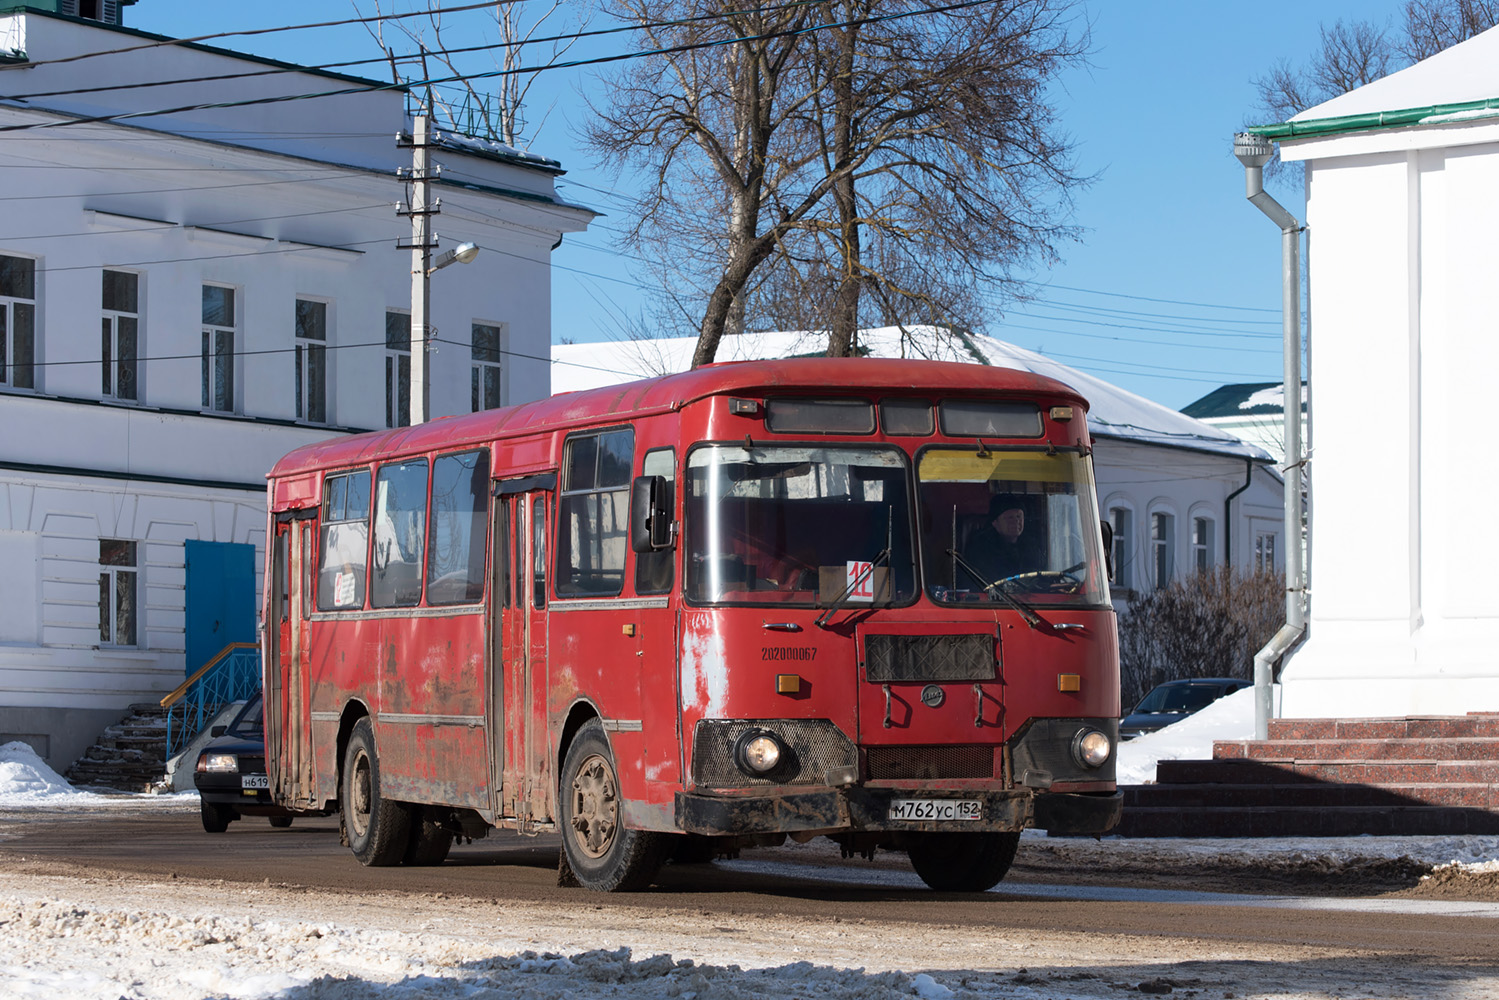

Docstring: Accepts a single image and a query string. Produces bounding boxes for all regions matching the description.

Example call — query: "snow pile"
[1113,686,1257,785]
[0,742,90,803]
[0,893,983,1000]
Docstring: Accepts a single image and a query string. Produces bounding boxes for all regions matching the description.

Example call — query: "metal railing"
[160,643,261,759]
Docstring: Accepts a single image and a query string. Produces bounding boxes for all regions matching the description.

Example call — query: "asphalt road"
[2,806,1497,966]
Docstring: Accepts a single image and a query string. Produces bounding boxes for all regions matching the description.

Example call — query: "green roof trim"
[1247,97,1499,141]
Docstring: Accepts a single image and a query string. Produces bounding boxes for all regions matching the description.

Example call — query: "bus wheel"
[907,831,1020,891]
[404,807,453,866]
[200,801,232,833]
[559,720,665,891]
[342,718,411,866]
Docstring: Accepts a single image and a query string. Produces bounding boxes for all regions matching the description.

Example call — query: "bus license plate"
[241,774,270,790]
[887,798,981,822]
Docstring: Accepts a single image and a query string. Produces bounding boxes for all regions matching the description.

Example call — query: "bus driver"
[962,496,1039,586]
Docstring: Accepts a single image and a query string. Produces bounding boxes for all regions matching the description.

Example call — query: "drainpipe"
[1224,456,1254,565]
[1234,132,1307,740]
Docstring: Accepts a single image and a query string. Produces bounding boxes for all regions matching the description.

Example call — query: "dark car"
[1119,677,1250,740]
[193,693,310,832]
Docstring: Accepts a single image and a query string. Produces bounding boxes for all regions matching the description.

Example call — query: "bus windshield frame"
[916,446,1110,607]
[683,443,917,607]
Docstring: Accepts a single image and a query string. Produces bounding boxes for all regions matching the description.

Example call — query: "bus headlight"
[198,753,239,773]
[1071,729,1112,769]
[733,730,785,776]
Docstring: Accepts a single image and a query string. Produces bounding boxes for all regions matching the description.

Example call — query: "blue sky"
[130,1,1385,410]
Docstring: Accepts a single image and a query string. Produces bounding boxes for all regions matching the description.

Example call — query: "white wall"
[1278,131,1499,716]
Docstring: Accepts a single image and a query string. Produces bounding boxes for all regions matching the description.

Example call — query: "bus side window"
[317,469,371,611]
[532,496,547,609]
[635,447,675,595]
[426,449,490,605]
[556,428,633,597]
[371,459,430,609]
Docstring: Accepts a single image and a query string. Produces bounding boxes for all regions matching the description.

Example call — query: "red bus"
[262,358,1121,892]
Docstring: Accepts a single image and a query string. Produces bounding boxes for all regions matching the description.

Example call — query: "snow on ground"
[1113,685,1258,785]
[0,742,193,811]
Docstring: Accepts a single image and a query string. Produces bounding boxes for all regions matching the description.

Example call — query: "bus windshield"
[917,448,1108,606]
[685,445,916,605]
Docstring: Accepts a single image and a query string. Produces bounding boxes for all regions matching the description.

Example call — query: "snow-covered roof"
[1294,23,1499,121]
[1182,381,1307,420]
[550,327,1273,462]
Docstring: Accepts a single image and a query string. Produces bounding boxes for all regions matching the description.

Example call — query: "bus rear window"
[765,398,874,434]
[939,400,1042,438]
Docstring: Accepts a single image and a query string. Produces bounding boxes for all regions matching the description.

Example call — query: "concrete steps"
[64,703,170,793]
[1115,713,1499,837]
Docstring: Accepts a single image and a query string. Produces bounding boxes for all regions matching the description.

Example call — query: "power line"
[0,0,1006,135]
[1034,281,1281,314]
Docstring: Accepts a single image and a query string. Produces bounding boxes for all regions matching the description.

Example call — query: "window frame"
[1108,504,1133,591]
[1255,531,1278,574]
[1150,509,1176,590]
[0,253,38,393]
[294,297,329,424]
[555,427,634,598]
[201,283,237,413]
[101,268,140,403]
[98,539,138,648]
[1191,514,1215,574]
[471,320,504,412]
[385,309,411,428]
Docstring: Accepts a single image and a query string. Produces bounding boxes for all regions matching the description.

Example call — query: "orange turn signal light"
[1058,673,1081,692]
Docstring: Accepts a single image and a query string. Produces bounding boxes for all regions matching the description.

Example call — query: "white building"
[552,328,1285,602]
[1181,381,1306,466]
[0,7,592,770]
[1255,26,1499,717]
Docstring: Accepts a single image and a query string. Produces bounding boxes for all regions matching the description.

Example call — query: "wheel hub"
[569,753,618,859]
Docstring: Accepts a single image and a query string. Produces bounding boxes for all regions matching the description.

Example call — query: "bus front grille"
[865,745,995,780]
[863,632,996,682]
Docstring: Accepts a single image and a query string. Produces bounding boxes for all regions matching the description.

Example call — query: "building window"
[1192,516,1214,573]
[101,270,139,401]
[1,254,37,391]
[385,310,410,428]
[98,539,137,647]
[295,299,327,423]
[1109,507,1131,590]
[201,285,235,412]
[471,322,503,412]
[1152,512,1175,589]
[1255,532,1277,574]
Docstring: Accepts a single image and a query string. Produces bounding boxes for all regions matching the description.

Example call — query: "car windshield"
[227,695,264,738]
[1135,683,1224,715]
[684,445,915,606]
[917,448,1108,606]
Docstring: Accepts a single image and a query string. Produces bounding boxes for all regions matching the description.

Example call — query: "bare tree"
[1252,2,1499,128]
[360,1,585,147]
[585,0,1087,367]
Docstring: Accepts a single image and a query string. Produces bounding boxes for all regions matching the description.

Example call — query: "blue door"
[185,540,257,675]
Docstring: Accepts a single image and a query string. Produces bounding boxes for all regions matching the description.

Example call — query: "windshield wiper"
[945,549,1048,631]
[814,547,890,630]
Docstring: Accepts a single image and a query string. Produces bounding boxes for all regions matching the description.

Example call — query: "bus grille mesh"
[863,632,996,682]
[865,745,995,780]
[691,719,856,788]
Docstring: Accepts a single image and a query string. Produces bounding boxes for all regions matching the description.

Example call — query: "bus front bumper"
[675,787,1121,837]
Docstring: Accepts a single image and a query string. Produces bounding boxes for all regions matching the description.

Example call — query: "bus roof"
[267,357,1089,483]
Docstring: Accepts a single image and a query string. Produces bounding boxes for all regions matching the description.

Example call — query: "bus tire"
[907,831,1020,892]
[559,720,665,891]
[403,807,453,866]
[342,718,411,866]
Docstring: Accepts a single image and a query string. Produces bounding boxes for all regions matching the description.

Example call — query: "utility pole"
[398,115,439,426]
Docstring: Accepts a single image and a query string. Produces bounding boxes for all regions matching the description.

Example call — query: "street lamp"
[408,232,480,427]
[428,241,479,274]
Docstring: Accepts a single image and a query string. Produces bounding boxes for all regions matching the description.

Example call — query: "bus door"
[495,477,554,830]
[270,514,316,809]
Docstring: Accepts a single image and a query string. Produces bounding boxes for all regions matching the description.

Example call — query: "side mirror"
[1099,519,1114,581]
[630,475,674,553]
[210,725,227,738]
